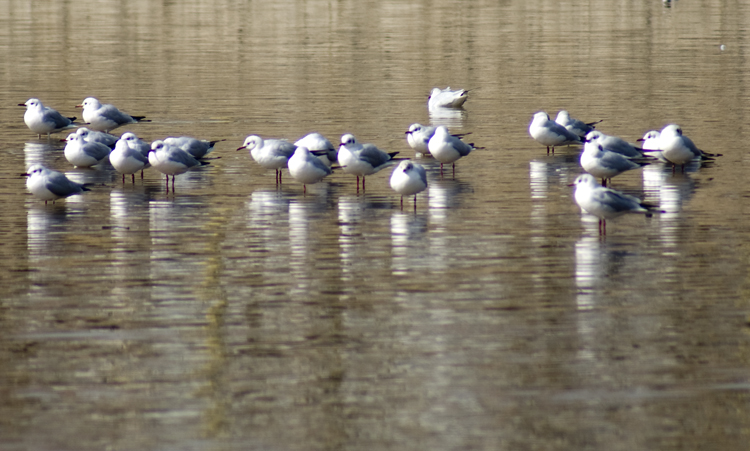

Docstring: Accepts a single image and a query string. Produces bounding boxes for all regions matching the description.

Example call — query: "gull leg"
[362,176,366,191]
[131,174,135,183]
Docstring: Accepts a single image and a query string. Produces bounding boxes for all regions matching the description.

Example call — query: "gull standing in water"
[580,141,650,186]
[23,164,91,203]
[237,135,297,184]
[658,124,708,170]
[74,127,119,149]
[64,133,112,167]
[149,140,208,190]
[287,146,332,193]
[584,131,644,158]
[390,160,427,210]
[338,134,400,191]
[571,173,655,235]
[19,98,76,138]
[427,126,475,175]
[554,110,602,138]
[428,87,469,109]
[111,132,151,183]
[77,97,147,132]
[405,123,436,154]
[529,111,581,154]
[164,136,224,159]
[294,132,337,166]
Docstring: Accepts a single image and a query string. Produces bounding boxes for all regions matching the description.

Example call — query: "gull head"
[584,130,603,143]
[78,97,101,110]
[571,173,598,189]
[150,140,166,153]
[661,124,682,137]
[237,135,262,151]
[19,98,42,109]
[339,134,358,147]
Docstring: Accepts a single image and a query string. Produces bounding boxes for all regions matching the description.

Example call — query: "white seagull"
[584,131,643,158]
[658,124,704,169]
[149,140,208,189]
[338,134,400,190]
[554,110,602,137]
[74,127,119,149]
[76,97,147,132]
[571,173,655,235]
[237,135,297,184]
[24,164,90,203]
[294,132,337,166]
[390,160,428,209]
[111,132,151,183]
[288,146,333,193]
[405,123,436,154]
[164,136,224,159]
[19,98,76,138]
[64,133,112,167]
[580,141,649,186]
[529,111,581,154]
[428,87,469,110]
[427,126,475,174]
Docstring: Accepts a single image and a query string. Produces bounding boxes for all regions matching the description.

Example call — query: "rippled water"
[1,0,749,449]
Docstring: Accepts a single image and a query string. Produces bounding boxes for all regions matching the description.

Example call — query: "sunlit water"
[1,0,749,450]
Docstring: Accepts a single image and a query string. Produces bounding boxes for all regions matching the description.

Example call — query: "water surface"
[1,0,749,450]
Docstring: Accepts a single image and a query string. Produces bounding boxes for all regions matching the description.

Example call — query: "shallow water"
[1,0,750,450]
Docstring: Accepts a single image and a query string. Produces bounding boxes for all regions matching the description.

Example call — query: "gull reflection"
[23,141,59,168]
[338,195,367,280]
[110,189,152,296]
[429,107,466,129]
[390,211,429,275]
[642,164,697,248]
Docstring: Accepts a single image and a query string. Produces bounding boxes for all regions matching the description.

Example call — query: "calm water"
[1,0,749,449]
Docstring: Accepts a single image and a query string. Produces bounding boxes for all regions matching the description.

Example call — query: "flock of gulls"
[19,86,714,234]
[19,88,474,211]
[529,110,718,233]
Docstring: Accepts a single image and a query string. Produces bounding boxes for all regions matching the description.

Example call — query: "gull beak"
[75,104,83,108]
[236,146,244,151]
[18,103,26,107]
[20,173,30,177]
[636,138,645,142]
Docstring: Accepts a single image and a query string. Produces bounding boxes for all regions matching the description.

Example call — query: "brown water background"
[1,0,749,450]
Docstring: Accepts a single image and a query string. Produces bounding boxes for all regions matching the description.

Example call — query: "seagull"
[18,98,76,138]
[427,126,475,174]
[638,130,662,151]
[554,110,602,137]
[164,136,224,159]
[390,160,427,209]
[76,97,147,132]
[287,146,332,193]
[571,173,655,235]
[110,132,151,183]
[63,133,112,167]
[237,135,297,184]
[580,141,650,186]
[405,123,436,154]
[73,127,119,149]
[23,164,91,203]
[658,124,708,170]
[338,134,399,190]
[294,132,337,166]
[529,111,581,154]
[584,131,643,158]
[149,140,208,189]
[428,87,469,109]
